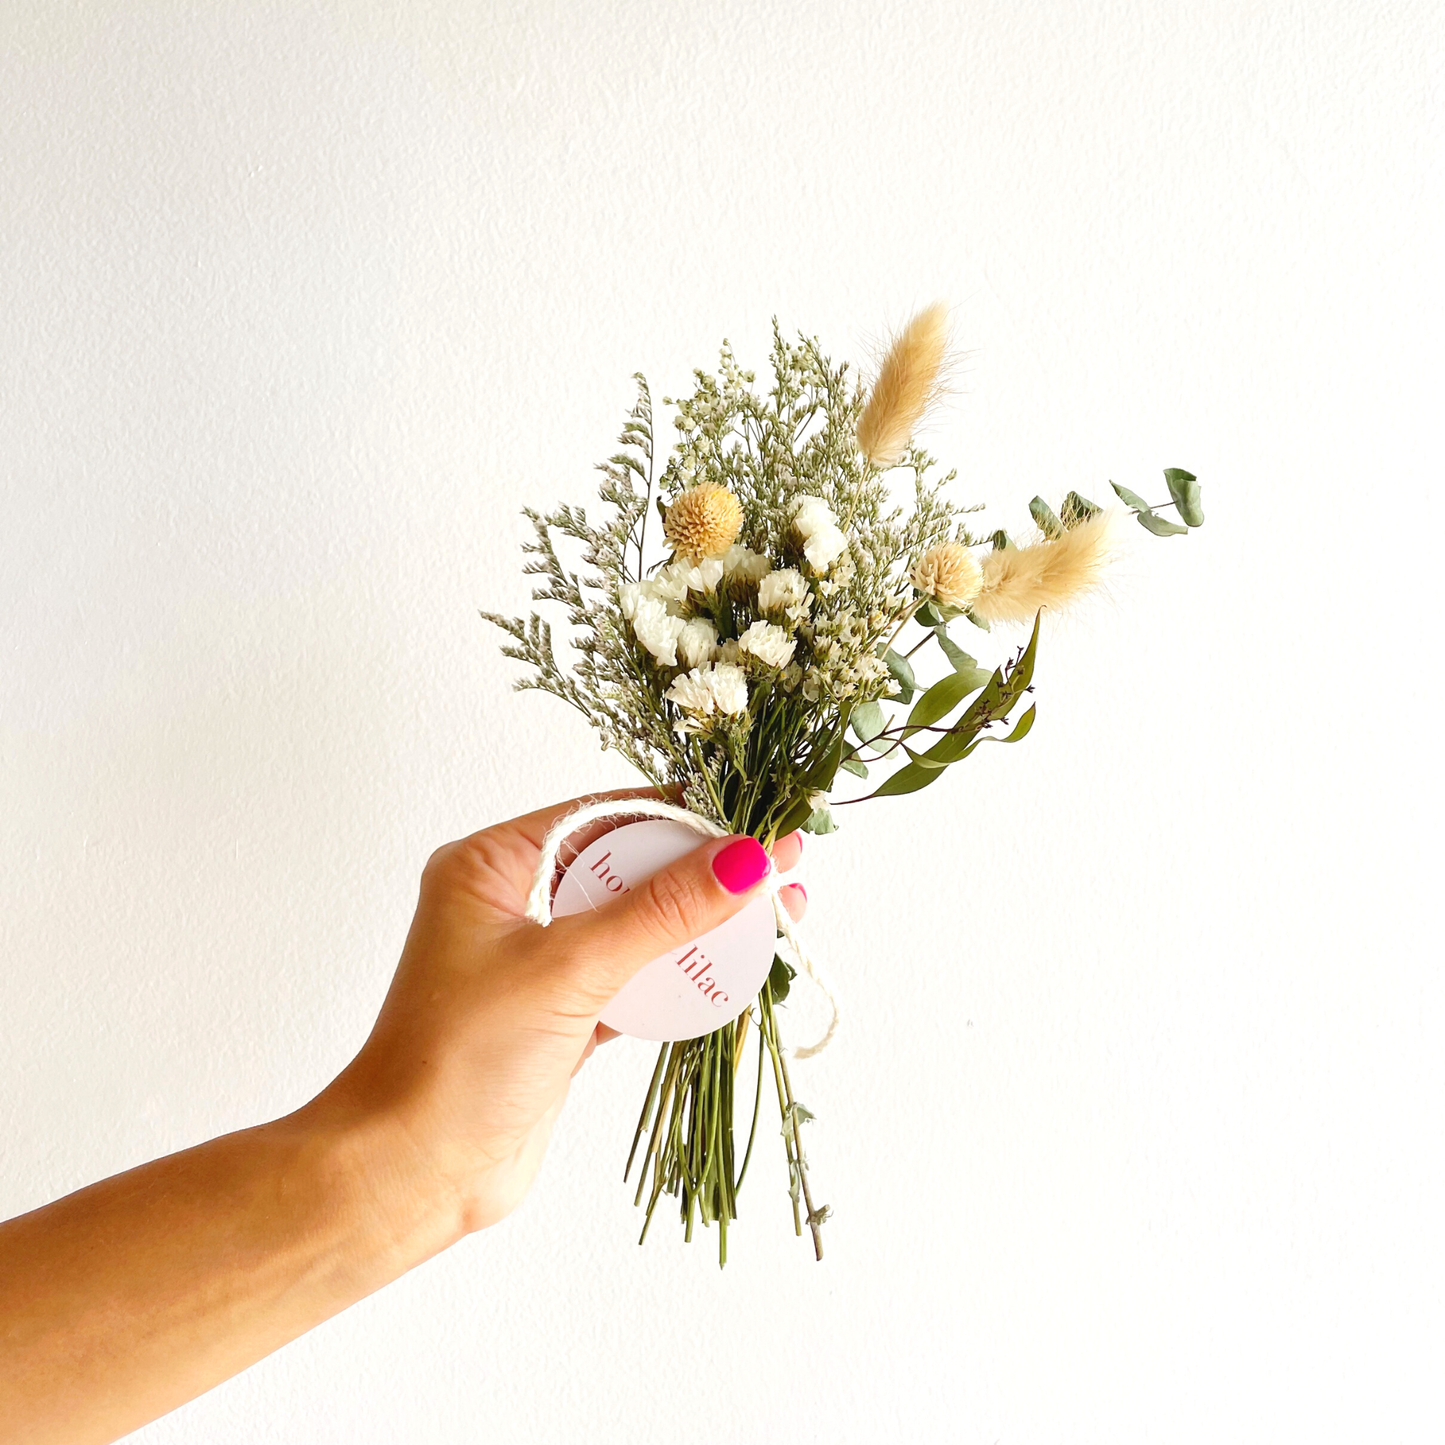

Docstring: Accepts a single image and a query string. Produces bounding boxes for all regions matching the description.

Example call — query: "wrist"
[279,1091,469,1285]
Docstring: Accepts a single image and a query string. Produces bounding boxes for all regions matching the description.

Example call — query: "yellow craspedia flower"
[911,541,983,610]
[664,484,744,560]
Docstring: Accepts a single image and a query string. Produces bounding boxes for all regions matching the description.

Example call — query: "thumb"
[548,834,772,1001]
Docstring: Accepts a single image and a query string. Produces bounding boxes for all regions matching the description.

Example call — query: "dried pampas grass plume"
[664,484,744,560]
[856,302,950,467]
[971,511,1121,624]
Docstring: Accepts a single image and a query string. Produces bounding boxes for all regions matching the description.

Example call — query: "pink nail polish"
[788,883,807,904]
[712,837,770,894]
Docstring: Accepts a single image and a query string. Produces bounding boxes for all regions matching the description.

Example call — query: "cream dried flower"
[792,496,837,535]
[659,557,725,596]
[757,567,811,622]
[791,496,849,573]
[677,618,719,669]
[721,544,771,583]
[911,542,983,610]
[664,662,749,720]
[856,302,950,467]
[737,619,796,669]
[664,668,715,714]
[618,580,658,620]
[706,661,750,715]
[664,484,744,560]
[971,511,1120,624]
[650,567,692,604]
[630,595,686,666]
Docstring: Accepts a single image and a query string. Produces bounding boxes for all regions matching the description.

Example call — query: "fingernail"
[712,836,770,894]
[787,883,807,904]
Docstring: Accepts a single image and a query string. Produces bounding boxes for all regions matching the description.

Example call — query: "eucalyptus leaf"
[1061,491,1101,528]
[990,529,1012,550]
[767,954,795,1003]
[963,609,990,632]
[802,805,838,835]
[1001,703,1036,742]
[839,757,869,779]
[935,630,978,673]
[804,728,848,789]
[915,600,945,628]
[775,793,816,838]
[1163,467,1204,527]
[1110,480,1151,512]
[868,761,944,799]
[1030,496,1065,539]
[862,614,1043,802]
[851,700,887,746]
[900,746,952,770]
[907,666,995,731]
[884,648,916,702]
[1136,509,1188,537]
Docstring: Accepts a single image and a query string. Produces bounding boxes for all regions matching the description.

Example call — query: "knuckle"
[421,833,509,897]
[635,868,711,949]
[421,841,461,887]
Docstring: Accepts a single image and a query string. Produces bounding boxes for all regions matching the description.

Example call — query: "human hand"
[309,792,806,1241]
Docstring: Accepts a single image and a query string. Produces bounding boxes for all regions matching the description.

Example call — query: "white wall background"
[2,3,1440,1441]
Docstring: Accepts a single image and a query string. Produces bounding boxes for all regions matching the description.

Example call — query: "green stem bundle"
[625,970,825,1267]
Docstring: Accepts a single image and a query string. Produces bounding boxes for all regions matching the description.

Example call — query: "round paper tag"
[551,819,778,1042]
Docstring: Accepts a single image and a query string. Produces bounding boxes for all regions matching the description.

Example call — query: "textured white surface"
[2,3,1440,1441]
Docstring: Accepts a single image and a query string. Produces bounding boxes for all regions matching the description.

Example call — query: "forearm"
[0,1103,460,1445]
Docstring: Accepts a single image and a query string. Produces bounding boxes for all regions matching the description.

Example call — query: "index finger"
[482,786,669,854]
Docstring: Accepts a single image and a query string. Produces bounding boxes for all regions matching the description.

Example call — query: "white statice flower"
[717,638,742,665]
[792,495,837,537]
[688,557,725,593]
[707,662,750,715]
[664,668,716,714]
[737,619,796,669]
[650,565,692,604]
[630,594,687,667]
[802,523,848,572]
[664,661,750,732]
[791,495,849,573]
[677,617,719,669]
[756,567,811,623]
[780,662,803,692]
[657,557,724,598]
[618,580,659,620]
[721,544,771,583]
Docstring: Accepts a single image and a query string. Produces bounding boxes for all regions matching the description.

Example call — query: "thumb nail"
[711,837,769,895]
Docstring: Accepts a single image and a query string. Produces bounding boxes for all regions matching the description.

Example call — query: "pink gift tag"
[552,819,778,1042]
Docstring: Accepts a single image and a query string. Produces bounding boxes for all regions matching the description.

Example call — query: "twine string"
[525,798,838,1059]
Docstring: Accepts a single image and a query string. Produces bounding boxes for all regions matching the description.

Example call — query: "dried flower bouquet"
[484,305,1202,1263]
